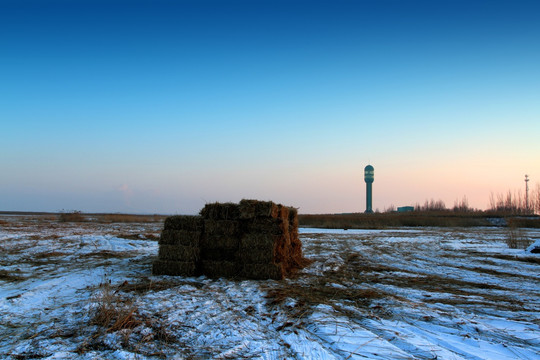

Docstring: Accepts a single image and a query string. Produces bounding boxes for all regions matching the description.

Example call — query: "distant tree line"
[488,183,540,215]
[384,197,474,213]
[382,184,540,215]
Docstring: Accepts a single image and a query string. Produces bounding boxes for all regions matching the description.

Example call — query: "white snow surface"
[1,216,539,359]
[527,239,540,253]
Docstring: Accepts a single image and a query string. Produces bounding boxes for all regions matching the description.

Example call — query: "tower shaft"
[366,182,373,213]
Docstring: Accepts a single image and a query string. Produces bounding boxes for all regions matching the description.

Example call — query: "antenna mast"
[525,174,530,213]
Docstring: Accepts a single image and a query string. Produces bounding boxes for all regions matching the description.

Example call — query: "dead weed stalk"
[90,282,142,333]
[505,226,533,249]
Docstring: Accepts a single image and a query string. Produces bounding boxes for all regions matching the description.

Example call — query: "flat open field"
[1,215,539,359]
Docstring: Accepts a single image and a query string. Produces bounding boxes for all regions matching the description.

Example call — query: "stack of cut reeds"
[199,202,242,278]
[237,200,291,279]
[152,200,307,279]
[152,215,202,276]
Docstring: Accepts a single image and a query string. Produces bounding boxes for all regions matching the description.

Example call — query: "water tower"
[364,165,374,213]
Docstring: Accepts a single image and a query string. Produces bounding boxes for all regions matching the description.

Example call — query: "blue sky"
[1,0,539,214]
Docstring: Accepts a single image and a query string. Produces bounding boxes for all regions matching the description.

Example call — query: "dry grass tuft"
[80,250,138,259]
[505,226,533,249]
[34,251,68,259]
[489,253,540,265]
[78,281,177,356]
[267,283,385,309]
[59,211,86,223]
[115,277,192,294]
[90,282,142,332]
[507,217,540,228]
[514,256,540,265]
[0,269,25,282]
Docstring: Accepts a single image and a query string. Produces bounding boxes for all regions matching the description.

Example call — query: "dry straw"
[199,202,240,220]
[159,229,202,247]
[236,248,275,263]
[204,219,240,235]
[158,245,199,261]
[240,233,281,249]
[153,199,309,279]
[200,248,237,261]
[201,234,240,250]
[245,218,286,235]
[164,215,203,231]
[239,199,280,219]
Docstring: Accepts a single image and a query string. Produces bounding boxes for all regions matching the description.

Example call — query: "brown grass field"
[298,211,540,229]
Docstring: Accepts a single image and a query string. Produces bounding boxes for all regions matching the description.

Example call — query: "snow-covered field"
[1,215,539,359]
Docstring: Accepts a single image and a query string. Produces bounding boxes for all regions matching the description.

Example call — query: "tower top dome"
[364,164,374,183]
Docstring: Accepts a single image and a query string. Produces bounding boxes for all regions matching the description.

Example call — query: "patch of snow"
[1,217,539,359]
[526,239,540,253]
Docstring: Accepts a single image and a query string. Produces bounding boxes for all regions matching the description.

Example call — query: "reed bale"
[200,202,240,220]
[287,206,304,267]
[290,238,303,260]
[288,224,311,269]
[236,247,275,263]
[159,229,202,247]
[239,199,280,219]
[288,207,299,229]
[273,234,291,265]
[201,248,237,261]
[155,200,305,280]
[278,205,290,220]
[158,245,199,261]
[239,233,280,250]
[201,234,240,250]
[152,260,197,276]
[164,215,204,231]
[241,263,284,280]
[291,249,312,269]
[245,218,288,235]
[289,224,301,251]
[239,233,290,265]
[204,219,240,235]
[201,260,240,278]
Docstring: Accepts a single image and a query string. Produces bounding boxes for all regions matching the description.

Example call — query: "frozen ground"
[0,215,539,359]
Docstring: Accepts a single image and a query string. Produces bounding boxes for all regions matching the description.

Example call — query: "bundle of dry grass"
[152,200,308,279]
[199,202,240,220]
[287,207,310,268]
[163,215,203,231]
[238,199,281,219]
[152,216,203,276]
[238,202,293,280]
[200,219,241,264]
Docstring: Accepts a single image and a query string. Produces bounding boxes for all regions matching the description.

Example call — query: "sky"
[1,0,539,214]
